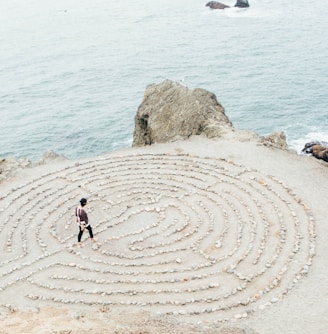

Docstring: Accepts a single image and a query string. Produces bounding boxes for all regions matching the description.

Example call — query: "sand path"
[0,136,327,333]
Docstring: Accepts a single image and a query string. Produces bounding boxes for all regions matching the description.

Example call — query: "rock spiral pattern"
[0,154,316,323]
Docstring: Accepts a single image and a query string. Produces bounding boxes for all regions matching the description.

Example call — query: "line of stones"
[0,154,316,276]
[0,153,316,320]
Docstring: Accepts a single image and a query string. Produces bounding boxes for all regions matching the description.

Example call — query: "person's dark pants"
[78,225,93,242]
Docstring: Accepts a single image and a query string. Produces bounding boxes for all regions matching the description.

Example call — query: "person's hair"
[80,198,87,206]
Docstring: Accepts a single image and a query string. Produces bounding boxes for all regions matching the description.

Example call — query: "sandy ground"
[0,133,327,334]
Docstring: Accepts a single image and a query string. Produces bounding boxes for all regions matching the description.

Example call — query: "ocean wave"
[1,0,327,161]
[289,131,328,153]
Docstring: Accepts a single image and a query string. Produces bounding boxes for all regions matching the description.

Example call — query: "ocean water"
[1,0,327,161]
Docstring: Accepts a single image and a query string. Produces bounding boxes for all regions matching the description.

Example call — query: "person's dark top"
[76,207,88,224]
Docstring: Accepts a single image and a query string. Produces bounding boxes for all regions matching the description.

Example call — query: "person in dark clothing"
[75,198,94,247]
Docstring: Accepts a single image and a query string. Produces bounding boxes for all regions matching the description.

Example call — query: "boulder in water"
[206,1,230,9]
[235,0,250,8]
[206,0,249,9]
[302,141,328,162]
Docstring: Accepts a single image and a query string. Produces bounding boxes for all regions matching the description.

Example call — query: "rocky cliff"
[132,80,233,147]
[133,80,288,151]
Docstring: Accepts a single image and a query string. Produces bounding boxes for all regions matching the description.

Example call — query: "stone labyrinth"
[0,153,316,323]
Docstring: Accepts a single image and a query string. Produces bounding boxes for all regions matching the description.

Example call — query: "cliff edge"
[133,80,288,151]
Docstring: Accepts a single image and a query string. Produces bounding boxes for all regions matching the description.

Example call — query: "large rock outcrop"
[132,80,233,147]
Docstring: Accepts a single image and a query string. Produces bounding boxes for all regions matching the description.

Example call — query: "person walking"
[75,198,94,247]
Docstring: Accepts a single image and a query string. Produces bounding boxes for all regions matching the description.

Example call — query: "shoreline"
[2,127,327,165]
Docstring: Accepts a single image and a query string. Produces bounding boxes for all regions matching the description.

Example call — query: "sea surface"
[1,0,327,161]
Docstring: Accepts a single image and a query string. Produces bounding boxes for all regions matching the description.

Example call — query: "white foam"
[289,131,328,153]
[204,6,274,19]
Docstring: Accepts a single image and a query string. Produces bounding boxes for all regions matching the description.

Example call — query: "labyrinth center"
[0,153,316,322]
